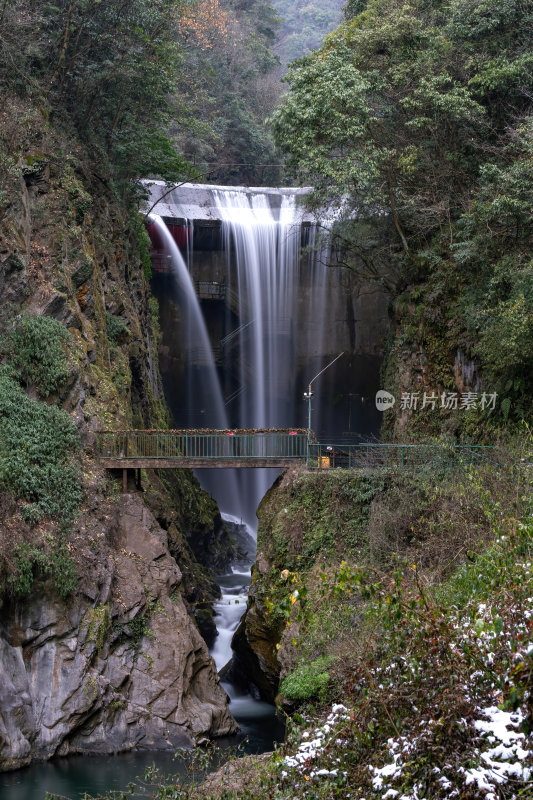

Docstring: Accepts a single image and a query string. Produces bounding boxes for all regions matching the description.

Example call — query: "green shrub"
[9,540,77,600]
[113,598,162,648]
[280,656,332,702]
[85,604,111,652]
[3,314,71,397]
[105,311,129,344]
[137,217,153,281]
[0,367,82,527]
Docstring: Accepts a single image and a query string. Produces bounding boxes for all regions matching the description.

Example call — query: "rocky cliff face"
[0,494,237,771]
[0,98,237,771]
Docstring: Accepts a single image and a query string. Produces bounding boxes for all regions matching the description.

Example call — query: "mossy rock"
[72,258,94,288]
[4,254,24,274]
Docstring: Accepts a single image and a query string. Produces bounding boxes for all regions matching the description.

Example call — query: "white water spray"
[213,189,326,520]
[149,188,334,726]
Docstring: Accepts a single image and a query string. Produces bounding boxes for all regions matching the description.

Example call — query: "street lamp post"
[304,352,344,466]
[304,387,313,464]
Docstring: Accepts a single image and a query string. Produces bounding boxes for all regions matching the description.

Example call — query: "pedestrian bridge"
[96,429,493,472]
[96,429,309,470]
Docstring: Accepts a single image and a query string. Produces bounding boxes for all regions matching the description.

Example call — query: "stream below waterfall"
[210,515,285,751]
[0,516,283,800]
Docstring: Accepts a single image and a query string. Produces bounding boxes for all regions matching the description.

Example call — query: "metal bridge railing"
[96,429,308,461]
[96,431,495,469]
[307,442,495,469]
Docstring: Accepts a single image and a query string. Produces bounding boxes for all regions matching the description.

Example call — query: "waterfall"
[148,187,351,721]
[214,190,307,514]
[148,187,331,526]
[149,213,241,514]
[149,214,223,418]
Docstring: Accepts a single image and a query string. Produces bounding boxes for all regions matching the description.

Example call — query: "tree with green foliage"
[271,0,344,66]
[174,0,283,184]
[0,0,193,191]
[0,0,285,188]
[272,0,533,424]
[344,0,369,18]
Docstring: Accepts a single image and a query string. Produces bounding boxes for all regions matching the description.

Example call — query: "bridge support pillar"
[118,468,141,493]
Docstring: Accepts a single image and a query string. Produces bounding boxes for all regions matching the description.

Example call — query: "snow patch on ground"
[282,704,349,778]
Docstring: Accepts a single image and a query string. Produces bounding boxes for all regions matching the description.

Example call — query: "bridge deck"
[101,458,299,469]
[96,429,308,468]
[96,430,494,473]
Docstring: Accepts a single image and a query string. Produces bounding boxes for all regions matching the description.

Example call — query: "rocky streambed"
[210,515,285,751]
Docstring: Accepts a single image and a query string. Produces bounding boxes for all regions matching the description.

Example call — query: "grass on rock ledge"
[270,511,533,800]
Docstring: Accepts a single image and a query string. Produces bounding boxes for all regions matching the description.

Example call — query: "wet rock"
[42,291,67,319]
[195,605,219,649]
[230,590,282,703]
[71,259,94,289]
[3,254,25,274]
[0,179,31,307]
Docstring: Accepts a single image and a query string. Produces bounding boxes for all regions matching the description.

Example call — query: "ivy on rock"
[0,366,81,528]
[1,314,72,398]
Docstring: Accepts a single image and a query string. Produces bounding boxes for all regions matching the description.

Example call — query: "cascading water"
[149,214,225,424]
[214,191,306,513]
[149,213,241,515]
[210,514,285,748]
[149,186,329,527]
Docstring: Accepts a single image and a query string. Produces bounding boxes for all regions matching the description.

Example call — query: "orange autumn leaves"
[179,0,229,49]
